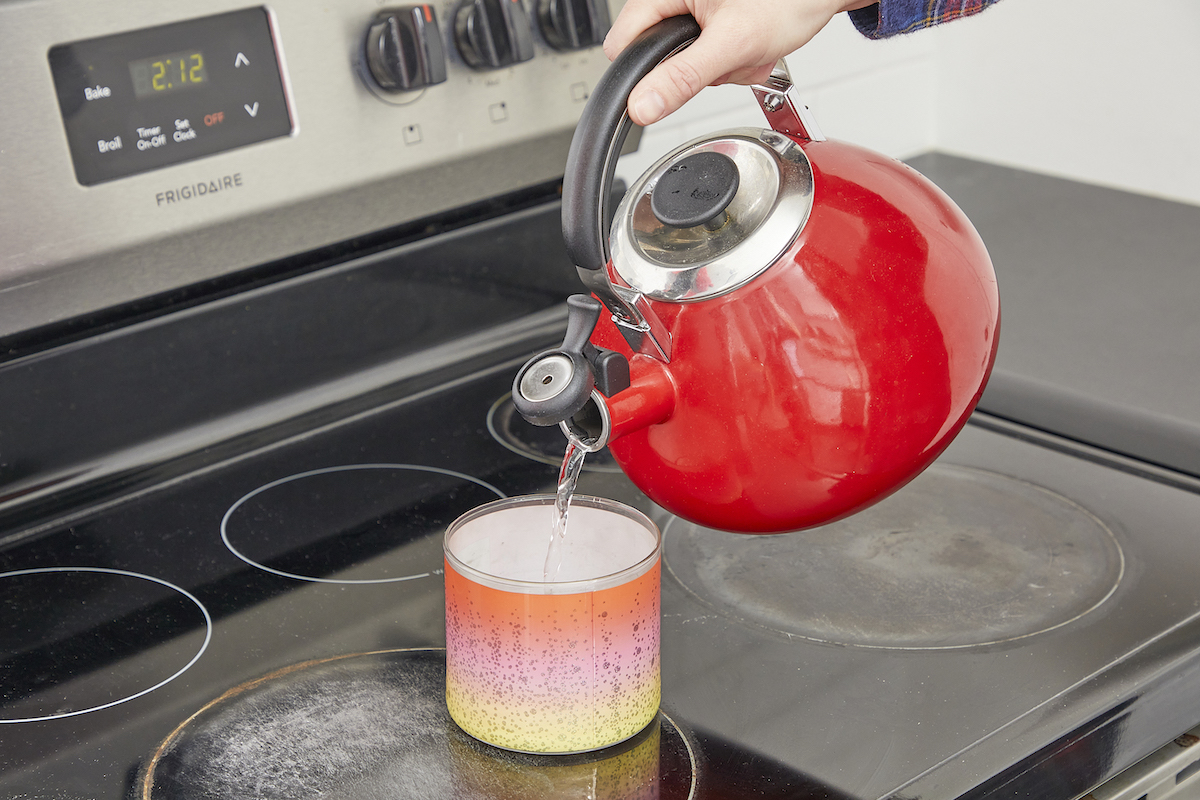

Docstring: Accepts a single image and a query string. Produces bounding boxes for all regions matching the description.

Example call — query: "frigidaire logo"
[155,173,243,206]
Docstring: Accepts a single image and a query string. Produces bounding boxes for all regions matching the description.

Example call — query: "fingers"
[603,0,846,126]
[603,0,691,61]
[624,20,769,125]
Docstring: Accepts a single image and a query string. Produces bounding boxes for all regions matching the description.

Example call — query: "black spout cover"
[512,295,603,426]
[564,295,631,396]
[512,350,594,426]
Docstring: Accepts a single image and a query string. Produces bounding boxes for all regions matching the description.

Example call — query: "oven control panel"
[0,0,625,340]
[49,8,293,186]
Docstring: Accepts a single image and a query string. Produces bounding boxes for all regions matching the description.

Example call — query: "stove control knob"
[454,0,535,70]
[366,6,449,91]
[537,0,610,51]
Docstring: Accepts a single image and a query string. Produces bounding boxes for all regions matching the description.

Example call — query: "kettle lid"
[611,128,814,302]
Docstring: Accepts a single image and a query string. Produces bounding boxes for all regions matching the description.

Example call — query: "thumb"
[626,34,735,125]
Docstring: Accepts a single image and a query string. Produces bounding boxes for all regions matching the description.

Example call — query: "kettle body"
[592,136,999,532]
[514,16,999,533]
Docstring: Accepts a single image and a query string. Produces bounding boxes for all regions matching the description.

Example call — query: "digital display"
[129,50,209,97]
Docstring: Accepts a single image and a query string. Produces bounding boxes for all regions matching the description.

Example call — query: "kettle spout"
[562,367,675,450]
[513,294,675,449]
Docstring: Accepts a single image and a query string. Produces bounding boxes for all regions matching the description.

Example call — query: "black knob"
[455,0,536,70]
[366,6,448,92]
[650,151,740,229]
[537,0,611,51]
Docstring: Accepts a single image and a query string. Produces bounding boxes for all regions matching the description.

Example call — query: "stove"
[4,3,1200,799]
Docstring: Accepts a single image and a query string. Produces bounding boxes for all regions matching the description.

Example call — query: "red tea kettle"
[513,16,1000,533]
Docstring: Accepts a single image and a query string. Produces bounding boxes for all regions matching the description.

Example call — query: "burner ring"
[0,567,212,724]
[140,649,698,800]
[221,464,505,584]
[664,464,1125,650]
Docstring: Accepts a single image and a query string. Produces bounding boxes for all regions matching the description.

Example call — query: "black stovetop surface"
[4,158,1200,800]
[6,357,1200,800]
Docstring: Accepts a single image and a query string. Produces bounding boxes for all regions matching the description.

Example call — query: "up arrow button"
[235,52,250,68]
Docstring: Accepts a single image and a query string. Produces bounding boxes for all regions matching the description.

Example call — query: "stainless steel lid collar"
[610,129,815,302]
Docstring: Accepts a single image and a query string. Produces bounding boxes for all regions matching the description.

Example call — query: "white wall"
[931,0,1200,206]
[618,0,1200,207]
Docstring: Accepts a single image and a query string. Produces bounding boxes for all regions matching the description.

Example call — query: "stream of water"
[542,434,591,582]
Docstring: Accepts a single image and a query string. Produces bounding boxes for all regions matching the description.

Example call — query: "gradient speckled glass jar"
[444,495,661,754]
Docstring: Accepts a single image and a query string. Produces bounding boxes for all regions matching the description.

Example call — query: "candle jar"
[444,494,661,754]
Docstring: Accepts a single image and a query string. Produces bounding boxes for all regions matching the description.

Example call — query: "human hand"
[603,0,876,125]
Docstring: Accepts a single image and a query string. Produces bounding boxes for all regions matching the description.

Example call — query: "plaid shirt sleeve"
[848,0,1002,38]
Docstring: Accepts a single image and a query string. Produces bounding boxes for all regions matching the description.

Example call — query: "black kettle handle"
[562,15,701,275]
